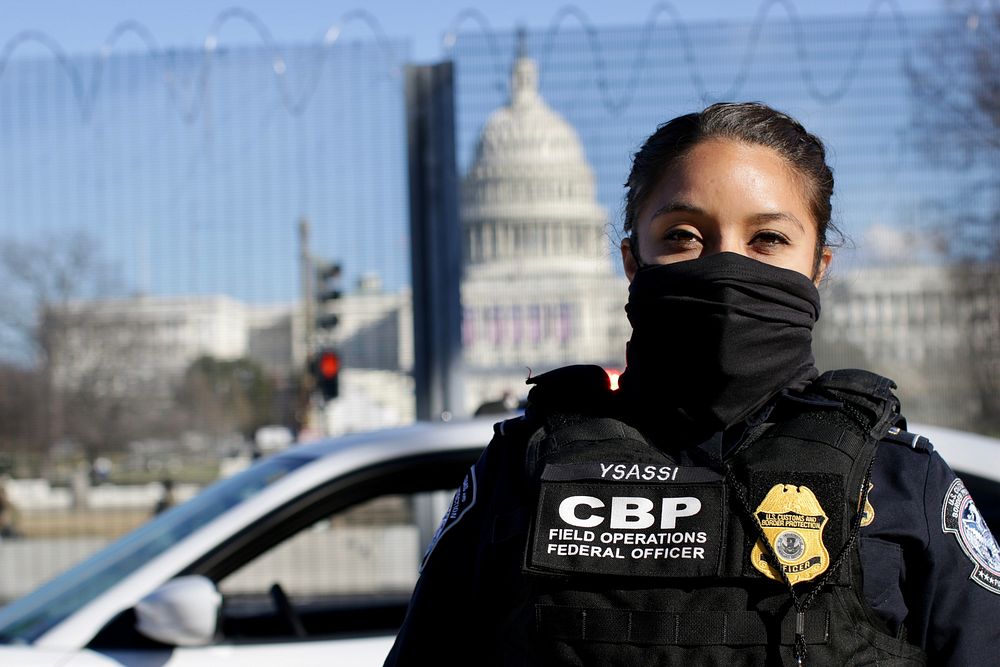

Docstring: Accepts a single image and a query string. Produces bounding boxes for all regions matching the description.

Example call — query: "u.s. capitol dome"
[460,53,628,408]
[461,55,611,278]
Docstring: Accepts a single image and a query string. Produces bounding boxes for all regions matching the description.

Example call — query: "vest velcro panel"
[536,604,830,646]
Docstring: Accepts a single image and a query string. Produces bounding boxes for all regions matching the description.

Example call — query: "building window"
[529,304,542,344]
[543,304,558,342]
[462,306,476,346]
[491,306,504,345]
[559,303,573,343]
[511,305,524,346]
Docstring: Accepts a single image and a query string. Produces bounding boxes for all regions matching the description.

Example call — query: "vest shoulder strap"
[795,368,902,440]
[524,365,614,419]
[521,365,661,473]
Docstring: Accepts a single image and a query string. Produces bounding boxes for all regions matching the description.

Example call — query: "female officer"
[385,103,1000,666]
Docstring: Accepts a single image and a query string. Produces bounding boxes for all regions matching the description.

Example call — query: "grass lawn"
[19,509,152,539]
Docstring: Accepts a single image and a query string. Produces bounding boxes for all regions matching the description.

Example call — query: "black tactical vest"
[491,366,928,666]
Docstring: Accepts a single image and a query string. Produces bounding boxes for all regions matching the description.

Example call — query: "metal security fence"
[0,39,412,438]
[0,24,415,603]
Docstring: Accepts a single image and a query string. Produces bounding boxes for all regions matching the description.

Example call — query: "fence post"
[405,62,466,422]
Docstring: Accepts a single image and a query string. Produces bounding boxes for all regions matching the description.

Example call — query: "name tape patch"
[528,471,724,578]
[541,462,723,484]
[943,477,1000,595]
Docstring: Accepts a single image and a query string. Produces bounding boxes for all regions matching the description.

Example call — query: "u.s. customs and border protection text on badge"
[751,483,830,584]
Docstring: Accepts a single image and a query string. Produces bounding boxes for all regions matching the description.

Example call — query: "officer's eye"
[749,231,790,251]
[663,228,702,247]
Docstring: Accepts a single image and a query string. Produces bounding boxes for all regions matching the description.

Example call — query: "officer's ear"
[621,238,638,284]
[812,246,832,287]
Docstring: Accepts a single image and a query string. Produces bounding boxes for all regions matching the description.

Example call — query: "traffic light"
[316,312,340,329]
[315,262,342,332]
[311,348,340,401]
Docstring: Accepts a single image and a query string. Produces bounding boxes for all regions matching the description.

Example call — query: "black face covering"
[620,252,821,431]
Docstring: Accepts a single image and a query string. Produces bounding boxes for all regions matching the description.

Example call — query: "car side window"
[216,488,455,642]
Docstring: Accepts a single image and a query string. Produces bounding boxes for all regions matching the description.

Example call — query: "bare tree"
[0,231,113,353]
[907,3,1000,433]
[176,356,278,440]
[0,231,160,458]
[0,361,45,457]
[907,5,999,236]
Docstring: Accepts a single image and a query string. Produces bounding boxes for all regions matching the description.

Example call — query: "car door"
[76,448,476,667]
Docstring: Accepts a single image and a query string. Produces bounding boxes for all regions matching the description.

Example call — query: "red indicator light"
[604,367,622,391]
[319,353,340,378]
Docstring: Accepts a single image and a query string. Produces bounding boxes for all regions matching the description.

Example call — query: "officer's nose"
[701,235,744,259]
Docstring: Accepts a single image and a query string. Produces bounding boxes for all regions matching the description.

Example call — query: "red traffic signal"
[319,351,339,377]
[312,349,340,400]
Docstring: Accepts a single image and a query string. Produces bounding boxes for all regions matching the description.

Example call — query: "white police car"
[0,418,499,666]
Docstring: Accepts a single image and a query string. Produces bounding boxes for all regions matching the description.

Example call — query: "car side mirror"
[134,575,221,646]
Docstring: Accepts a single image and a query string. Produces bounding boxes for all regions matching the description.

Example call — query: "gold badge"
[751,484,830,584]
[859,482,875,527]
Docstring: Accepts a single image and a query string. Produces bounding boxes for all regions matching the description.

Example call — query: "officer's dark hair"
[623,102,842,274]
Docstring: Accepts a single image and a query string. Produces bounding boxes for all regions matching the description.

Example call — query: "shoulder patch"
[942,478,1000,594]
[419,464,477,573]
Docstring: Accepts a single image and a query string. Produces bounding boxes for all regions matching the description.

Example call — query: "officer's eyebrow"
[749,211,805,233]
[648,201,706,220]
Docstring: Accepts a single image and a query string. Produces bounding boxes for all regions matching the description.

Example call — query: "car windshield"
[0,454,311,645]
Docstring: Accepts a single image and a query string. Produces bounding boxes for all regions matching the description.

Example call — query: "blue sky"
[2,1,946,62]
[0,1,971,304]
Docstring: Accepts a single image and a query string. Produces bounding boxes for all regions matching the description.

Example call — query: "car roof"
[272,415,505,463]
[277,416,497,458]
